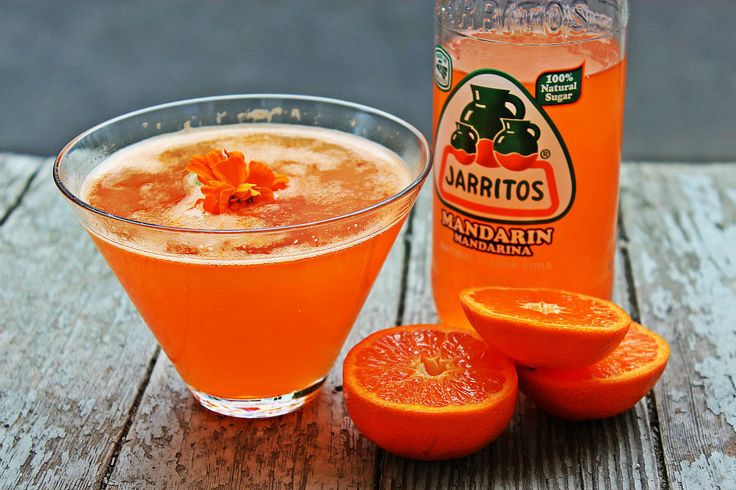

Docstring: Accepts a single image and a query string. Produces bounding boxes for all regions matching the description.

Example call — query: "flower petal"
[201,181,234,215]
[218,186,232,213]
[213,156,247,187]
[186,158,218,184]
[247,161,276,187]
[255,186,275,203]
[202,189,222,214]
[225,150,245,161]
[272,173,289,191]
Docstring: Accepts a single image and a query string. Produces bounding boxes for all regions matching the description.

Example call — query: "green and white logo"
[536,65,583,106]
[434,69,575,225]
[434,46,452,91]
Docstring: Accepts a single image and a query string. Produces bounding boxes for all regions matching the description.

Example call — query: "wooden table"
[1,155,734,489]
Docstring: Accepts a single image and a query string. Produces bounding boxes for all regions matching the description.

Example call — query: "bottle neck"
[436,0,628,47]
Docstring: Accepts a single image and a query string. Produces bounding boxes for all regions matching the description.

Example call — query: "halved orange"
[518,322,669,420]
[460,287,631,369]
[342,324,518,460]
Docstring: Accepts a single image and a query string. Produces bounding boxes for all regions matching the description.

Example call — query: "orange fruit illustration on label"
[342,324,518,460]
[518,323,669,420]
[460,287,631,369]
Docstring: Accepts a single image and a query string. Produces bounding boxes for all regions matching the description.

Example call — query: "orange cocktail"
[432,31,627,327]
[54,96,430,417]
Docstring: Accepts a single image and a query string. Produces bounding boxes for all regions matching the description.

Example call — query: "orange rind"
[343,324,517,460]
[518,322,669,420]
[461,287,631,369]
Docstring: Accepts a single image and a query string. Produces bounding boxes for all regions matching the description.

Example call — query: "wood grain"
[105,217,410,488]
[620,163,736,489]
[377,175,662,489]
[0,160,159,488]
[4,156,734,489]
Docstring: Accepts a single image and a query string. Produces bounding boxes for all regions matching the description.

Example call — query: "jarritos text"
[434,70,576,236]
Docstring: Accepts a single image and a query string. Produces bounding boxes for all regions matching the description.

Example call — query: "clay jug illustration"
[459,85,526,140]
[450,122,479,154]
[493,119,541,171]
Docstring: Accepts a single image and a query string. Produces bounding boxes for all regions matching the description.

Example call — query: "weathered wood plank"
[5,159,733,488]
[0,161,159,488]
[621,163,736,489]
[378,179,661,489]
[399,187,436,326]
[0,153,44,221]
[105,217,410,488]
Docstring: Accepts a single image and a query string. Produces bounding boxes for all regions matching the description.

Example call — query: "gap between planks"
[99,346,161,489]
[0,154,44,226]
[371,203,421,490]
[618,208,671,490]
[102,198,412,488]
[619,163,736,488]
[5,158,731,488]
[0,154,165,489]
[0,158,160,488]
[376,180,663,489]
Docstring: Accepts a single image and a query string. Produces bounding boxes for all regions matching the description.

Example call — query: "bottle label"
[434,46,453,91]
[434,69,575,226]
[536,66,583,106]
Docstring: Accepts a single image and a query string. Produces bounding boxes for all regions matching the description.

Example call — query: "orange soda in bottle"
[432,0,629,327]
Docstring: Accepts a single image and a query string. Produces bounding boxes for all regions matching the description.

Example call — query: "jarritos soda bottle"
[432,0,629,326]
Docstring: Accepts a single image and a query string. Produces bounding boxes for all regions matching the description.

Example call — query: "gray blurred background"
[1,0,734,161]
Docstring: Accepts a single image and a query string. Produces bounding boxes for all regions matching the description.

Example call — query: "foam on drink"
[80,124,413,261]
[82,124,412,231]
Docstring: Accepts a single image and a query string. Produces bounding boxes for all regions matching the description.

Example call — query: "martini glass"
[54,95,431,418]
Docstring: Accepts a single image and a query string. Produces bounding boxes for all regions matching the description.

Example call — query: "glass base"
[189,378,325,418]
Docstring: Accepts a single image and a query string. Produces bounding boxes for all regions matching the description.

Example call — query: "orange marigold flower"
[185,149,288,215]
